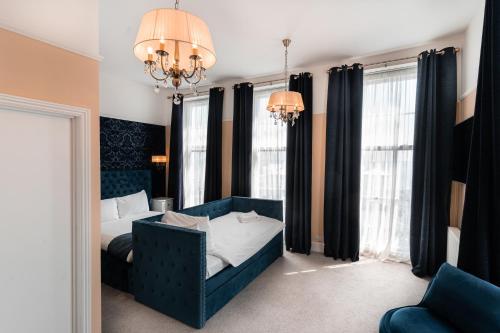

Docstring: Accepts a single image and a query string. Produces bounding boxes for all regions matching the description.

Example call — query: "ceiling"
[100,0,483,86]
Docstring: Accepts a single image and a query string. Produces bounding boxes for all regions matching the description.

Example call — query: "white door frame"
[0,93,92,333]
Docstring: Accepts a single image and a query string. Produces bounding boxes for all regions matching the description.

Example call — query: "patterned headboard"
[101,170,152,202]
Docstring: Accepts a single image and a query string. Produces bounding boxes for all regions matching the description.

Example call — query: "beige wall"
[450,90,476,228]
[0,28,101,333]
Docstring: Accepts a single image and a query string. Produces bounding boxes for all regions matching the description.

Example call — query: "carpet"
[102,251,428,333]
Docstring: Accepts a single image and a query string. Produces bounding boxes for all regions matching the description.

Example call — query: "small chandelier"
[266,39,304,126]
[133,0,216,104]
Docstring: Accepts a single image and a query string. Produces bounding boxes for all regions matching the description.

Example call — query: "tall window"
[359,65,417,262]
[183,97,209,208]
[251,86,287,205]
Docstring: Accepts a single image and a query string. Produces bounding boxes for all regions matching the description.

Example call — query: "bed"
[100,170,284,329]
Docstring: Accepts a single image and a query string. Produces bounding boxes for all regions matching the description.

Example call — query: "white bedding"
[101,211,163,263]
[210,212,284,267]
[100,210,227,279]
[101,210,284,279]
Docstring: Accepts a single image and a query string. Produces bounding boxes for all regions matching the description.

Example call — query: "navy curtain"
[323,64,363,262]
[410,48,457,277]
[168,95,184,210]
[458,0,500,286]
[286,73,313,254]
[204,87,225,203]
[231,82,253,197]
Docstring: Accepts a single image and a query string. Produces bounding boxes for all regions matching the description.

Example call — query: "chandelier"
[266,39,304,125]
[133,0,216,104]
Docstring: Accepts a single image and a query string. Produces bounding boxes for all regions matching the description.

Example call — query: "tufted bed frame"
[100,170,284,329]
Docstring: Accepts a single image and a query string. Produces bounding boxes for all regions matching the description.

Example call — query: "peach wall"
[449,89,476,228]
[311,114,326,243]
[0,28,101,333]
[222,121,233,198]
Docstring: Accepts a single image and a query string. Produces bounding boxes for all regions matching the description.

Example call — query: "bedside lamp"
[152,155,168,168]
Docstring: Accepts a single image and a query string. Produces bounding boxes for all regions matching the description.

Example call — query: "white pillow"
[101,198,119,222]
[116,190,149,218]
[237,210,260,223]
[162,211,217,255]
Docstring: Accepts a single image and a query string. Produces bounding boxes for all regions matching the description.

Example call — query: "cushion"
[389,307,458,333]
[162,211,216,255]
[237,210,260,223]
[421,263,500,333]
[116,190,149,218]
[101,198,119,222]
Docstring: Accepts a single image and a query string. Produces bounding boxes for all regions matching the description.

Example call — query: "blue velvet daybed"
[100,170,284,329]
[132,196,283,328]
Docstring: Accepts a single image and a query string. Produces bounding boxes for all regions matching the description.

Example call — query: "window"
[359,65,417,262]
[251,86,287,205]
[183,97,209,208]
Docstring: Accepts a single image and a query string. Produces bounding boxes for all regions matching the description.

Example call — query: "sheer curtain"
[183,97,209,208]
[251,87,287,204]
[359,65,417,262]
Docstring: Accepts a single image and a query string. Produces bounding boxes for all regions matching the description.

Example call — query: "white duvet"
[210,212,284,267]
[101,211,163,263]
[101,210,284,278]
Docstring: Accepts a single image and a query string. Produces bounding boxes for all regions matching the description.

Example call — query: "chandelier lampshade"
[134,1,216,101]
[266,91,304,113]
[134,8,216,70]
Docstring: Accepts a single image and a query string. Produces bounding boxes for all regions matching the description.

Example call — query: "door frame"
[0,93,92,333]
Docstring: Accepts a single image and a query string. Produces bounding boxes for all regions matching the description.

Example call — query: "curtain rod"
[166,87,224,100]
[232,73,313,89]
[327,47,461,73]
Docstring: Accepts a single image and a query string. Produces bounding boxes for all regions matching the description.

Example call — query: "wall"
[100,71,171,126]
[450,1,484,228]
[164,33,467,247]
[0,28,101,332]
[100,117,166,197]
[0,0,99,59]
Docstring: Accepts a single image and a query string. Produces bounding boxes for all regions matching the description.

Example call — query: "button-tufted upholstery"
[101,170,152,203]
[132,196,284,328]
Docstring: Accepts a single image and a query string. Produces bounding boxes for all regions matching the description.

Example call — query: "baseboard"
[311,241,324,253]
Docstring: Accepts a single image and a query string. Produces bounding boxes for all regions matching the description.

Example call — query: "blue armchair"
[380,263,500,333]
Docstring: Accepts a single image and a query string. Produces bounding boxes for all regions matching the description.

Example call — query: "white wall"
[165,33,465,123]
[461,1,485,97]
[100,70,171,125]
[0,0,99,59]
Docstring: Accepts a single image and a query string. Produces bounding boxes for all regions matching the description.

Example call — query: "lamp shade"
[266,91,305,113]
[134,8,216,70]
[152,155,169,164]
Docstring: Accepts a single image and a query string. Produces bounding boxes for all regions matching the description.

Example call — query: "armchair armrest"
[132,220,207,328]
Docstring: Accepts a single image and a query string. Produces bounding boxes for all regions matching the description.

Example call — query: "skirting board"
[311,241,324,253]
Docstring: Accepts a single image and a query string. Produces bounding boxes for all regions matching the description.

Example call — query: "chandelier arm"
[149,66,169,81]
[183,71,203,85]
[181,57,200,80]
[181,68,197,80]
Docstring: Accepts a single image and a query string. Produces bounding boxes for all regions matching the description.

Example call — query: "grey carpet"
[102,252,428,333]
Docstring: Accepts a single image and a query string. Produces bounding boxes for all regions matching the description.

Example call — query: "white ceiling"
[100,0,483,86]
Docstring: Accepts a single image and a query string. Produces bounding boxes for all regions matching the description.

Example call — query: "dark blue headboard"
[101,170,152,202]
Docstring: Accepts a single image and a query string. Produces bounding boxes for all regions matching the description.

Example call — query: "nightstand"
[151,197,174,212]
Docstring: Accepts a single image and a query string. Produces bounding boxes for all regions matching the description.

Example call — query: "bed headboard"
[101,170,152,202]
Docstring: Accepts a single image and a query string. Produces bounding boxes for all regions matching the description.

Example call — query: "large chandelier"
[134,0,216,104]
[266,39,304,125]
